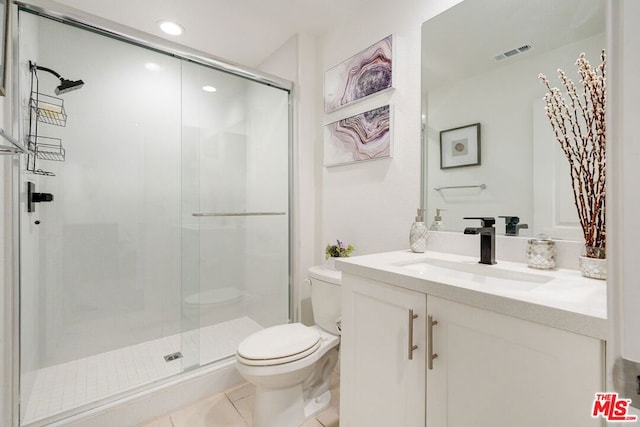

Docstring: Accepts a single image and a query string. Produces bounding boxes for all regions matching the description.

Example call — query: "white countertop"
[335,250,608,340]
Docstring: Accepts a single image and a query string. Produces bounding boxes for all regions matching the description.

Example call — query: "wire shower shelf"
[26,61,73,176]
[30,135,65,162]
[29,91,68,127]
[32,169,56,176]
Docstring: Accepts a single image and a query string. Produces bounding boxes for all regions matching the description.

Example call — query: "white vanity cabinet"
[341,272,605,427]
[427,295,604,427]
[340,273,427,427]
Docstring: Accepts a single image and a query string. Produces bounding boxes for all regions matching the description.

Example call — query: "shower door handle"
[192,212,286,217]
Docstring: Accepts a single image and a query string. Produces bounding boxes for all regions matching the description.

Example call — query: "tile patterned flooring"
[22,317,264,425]
[140,372,340,427]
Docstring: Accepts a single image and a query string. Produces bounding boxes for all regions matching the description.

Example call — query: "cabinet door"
[426,295,604,427]
[341,274,426,427]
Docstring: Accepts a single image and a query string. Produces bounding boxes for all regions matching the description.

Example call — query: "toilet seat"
[237,323,321,366]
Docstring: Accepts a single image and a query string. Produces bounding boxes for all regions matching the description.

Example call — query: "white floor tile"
[140,415,174,427]
[170,393,247,427]
[225,382,255,403]
[230,394,254,425]
[316,407,340,427]
[302,419,324,427]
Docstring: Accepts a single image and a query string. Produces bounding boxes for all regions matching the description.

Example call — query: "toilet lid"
[237,323,321,365]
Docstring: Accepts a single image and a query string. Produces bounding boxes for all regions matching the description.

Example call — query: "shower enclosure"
[15,6,291,426]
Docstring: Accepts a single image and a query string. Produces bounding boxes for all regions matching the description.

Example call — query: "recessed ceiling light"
[202,86,217,93]
[158,20,184,36]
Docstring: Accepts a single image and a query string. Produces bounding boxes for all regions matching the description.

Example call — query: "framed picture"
[324,35,393,113]
[439,123,481,169]
[323,105,392,167]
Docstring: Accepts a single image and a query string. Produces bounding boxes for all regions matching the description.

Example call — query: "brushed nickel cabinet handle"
[428,314,439,370]
[408,309,418,360]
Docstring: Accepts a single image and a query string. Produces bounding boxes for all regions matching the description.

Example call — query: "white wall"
[319,0,462,257]
[609,0,640,413]
[0,123,11,427]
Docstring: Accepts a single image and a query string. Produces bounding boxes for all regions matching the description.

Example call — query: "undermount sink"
[395,257,552,290]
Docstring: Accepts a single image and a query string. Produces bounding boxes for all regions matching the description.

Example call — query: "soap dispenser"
[410,208,428,253]
[430,208,446,231]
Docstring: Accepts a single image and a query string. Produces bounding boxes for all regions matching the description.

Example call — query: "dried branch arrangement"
[539,51,606,257]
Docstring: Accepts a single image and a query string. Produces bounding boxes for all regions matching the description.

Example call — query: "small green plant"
[325,240,354,259]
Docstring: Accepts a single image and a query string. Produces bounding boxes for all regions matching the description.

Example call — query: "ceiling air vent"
[493,44,533,61]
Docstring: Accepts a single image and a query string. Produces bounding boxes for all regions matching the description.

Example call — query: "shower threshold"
[21,316,263,426]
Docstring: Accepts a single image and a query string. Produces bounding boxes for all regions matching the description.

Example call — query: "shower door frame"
[8,1,294,425]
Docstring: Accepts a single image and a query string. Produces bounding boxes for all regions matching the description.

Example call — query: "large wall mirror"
[421,0,605,239]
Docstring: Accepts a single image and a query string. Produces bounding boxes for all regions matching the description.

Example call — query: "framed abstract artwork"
[324,35,393,113]
[323,105,392,167]
[439,123,481,169]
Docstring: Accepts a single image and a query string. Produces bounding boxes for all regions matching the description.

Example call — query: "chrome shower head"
[55,78,84,95]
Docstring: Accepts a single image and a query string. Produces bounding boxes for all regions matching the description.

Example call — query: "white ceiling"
[54,0,373,67]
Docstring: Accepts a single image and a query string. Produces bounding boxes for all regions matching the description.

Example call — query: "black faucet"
[463,217,496,265]
[499,216,528,236]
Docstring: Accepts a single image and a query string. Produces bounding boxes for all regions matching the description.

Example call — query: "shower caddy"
[26,60,67,176]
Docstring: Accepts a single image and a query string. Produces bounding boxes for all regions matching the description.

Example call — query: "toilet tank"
[308,265,342,335]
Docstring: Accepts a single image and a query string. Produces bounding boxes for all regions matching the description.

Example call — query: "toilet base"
[253,383,305,427]
[252,385,332,427]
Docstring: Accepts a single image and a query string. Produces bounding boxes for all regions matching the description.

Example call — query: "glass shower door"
[18,11,194,423]
[17,7,291,425]
[180,61,290,368]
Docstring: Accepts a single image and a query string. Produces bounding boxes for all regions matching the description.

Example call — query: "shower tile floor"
[140,371,340,427]
[22,316,263,425]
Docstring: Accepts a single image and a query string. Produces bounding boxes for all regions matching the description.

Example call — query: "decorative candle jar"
[527,236,556,270]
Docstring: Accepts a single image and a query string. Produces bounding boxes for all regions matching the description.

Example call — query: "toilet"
[235,265,342,427]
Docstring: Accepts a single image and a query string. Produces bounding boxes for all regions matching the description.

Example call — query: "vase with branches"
[538,50,606,277]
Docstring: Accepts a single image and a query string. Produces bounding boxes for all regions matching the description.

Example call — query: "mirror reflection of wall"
[421,0,605,239]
